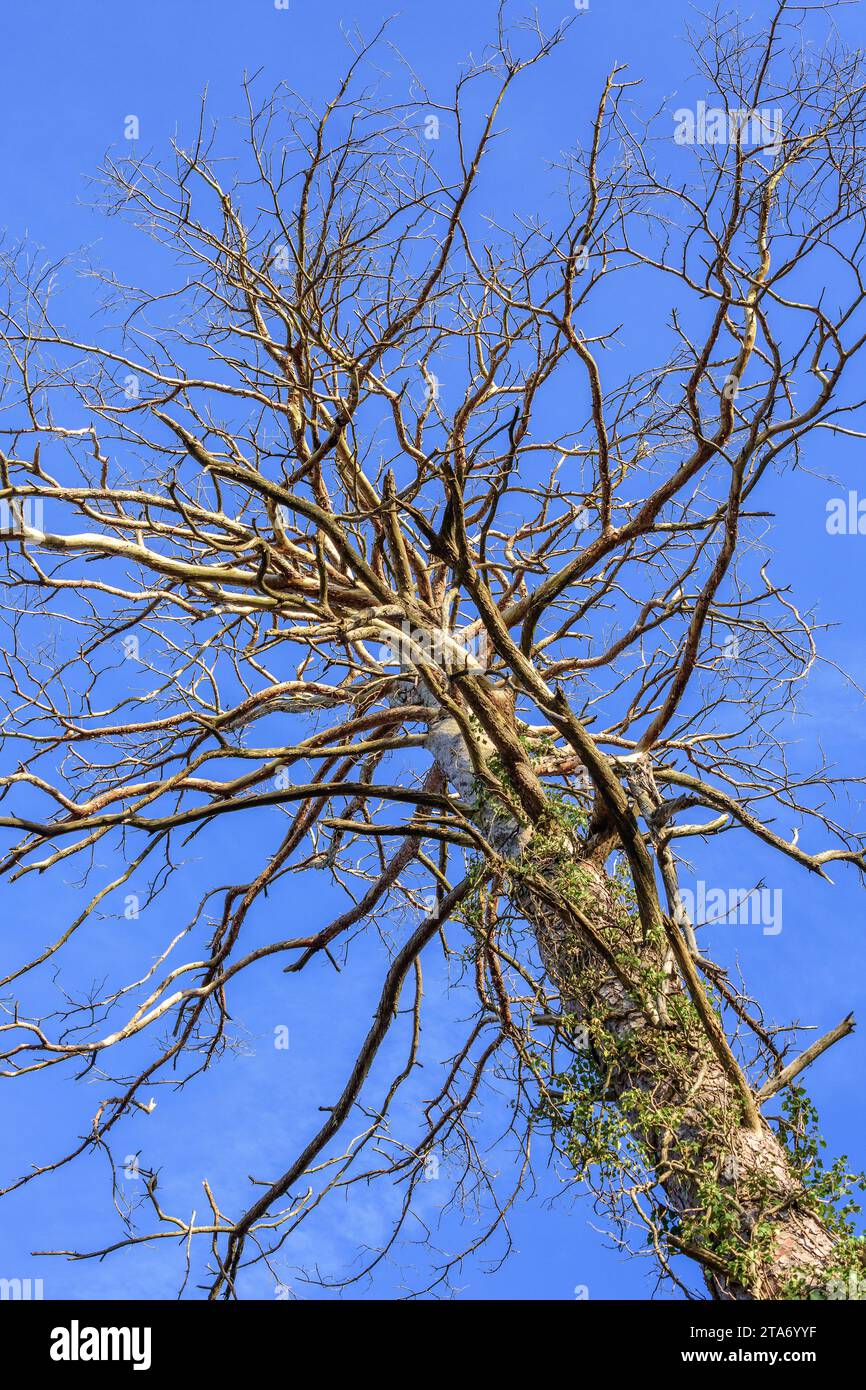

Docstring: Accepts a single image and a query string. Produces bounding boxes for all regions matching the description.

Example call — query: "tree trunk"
[424,697,838,1299]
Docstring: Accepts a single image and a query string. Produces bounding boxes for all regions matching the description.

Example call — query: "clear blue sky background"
[1,0,865,1301]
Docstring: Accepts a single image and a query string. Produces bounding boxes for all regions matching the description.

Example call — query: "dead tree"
[1,3,865,1299]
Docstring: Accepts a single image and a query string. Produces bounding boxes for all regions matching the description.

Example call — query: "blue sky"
[1,0,865,1301]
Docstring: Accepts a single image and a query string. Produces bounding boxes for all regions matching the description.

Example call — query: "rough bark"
[423,693,839,1300]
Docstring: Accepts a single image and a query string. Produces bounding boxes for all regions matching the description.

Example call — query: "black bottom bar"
[0,1295,858,1376]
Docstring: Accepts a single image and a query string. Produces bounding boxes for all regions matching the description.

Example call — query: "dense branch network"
[1,1,865,1299]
